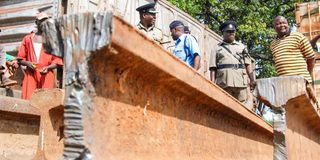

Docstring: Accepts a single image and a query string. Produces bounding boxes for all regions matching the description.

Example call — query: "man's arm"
[16,36,35,70]
[40,63,58,74]
[209,47,217,83]
[193,54,201,70]
[243,46,255,89]
[307,57,315,75]
[18,59,35,70]
[210,69,215,82]
[310,35,320,49]
[245,63,255,89]
[186,35,201,70]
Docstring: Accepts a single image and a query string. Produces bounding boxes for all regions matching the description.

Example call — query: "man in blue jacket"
[169,20,201,70]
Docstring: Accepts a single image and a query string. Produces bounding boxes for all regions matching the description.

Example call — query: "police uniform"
[209,21,251,102]
[136,3,164,44]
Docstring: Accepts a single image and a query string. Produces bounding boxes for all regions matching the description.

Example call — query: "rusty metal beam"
[0,89,65,159]
[42,13,274,159]
[0,95,40,116]
[111,16,273,133]
[29,89,64,160]
[256,76,320,160]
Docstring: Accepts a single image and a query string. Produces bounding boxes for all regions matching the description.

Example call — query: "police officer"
[169,20,201,70]
[136,3,164,44]
[209,20,255,103]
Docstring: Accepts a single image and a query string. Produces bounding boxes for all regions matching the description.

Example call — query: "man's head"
[169,20,184,40]
[220,20,237,43]
[136,3,158,28]
[273,16,289,38]
[35,12,51,33]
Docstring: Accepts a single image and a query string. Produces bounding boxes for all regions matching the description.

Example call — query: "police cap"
[169,20,184,30]
[136,3,159,14]
[219,20,237,32]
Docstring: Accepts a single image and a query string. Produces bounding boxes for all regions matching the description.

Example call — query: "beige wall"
[66,0,222,79]
[0,0,60,55]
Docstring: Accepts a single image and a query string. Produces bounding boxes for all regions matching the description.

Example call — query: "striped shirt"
[271,32,315,82]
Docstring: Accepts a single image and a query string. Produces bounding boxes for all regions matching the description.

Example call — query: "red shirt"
[18,33,63,99]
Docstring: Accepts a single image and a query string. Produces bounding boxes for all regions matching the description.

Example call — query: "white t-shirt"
[33,42,42,63]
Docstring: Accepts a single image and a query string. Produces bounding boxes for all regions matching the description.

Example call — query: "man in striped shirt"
[271,16,315,83]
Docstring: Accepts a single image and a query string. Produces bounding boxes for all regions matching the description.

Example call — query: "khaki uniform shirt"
[136,23,163,44]
[210,41,251,88]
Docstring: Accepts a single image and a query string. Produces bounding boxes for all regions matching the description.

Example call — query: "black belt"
[217,64,245,69]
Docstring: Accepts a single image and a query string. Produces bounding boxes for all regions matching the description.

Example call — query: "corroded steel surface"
[111,17,272,132]
[30,89,64,160]
[0,111,39,160]
[83,16,274,159]
[41,12,274,159]
[286,95,320,160]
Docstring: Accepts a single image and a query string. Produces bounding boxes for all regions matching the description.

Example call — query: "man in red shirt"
[17,12,63,99]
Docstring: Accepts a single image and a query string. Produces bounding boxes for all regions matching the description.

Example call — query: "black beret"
[169,20,184,30]
[219,20,237,31]
[136,3,158,14]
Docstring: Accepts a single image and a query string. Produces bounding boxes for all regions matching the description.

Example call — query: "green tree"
[168,0,314,78]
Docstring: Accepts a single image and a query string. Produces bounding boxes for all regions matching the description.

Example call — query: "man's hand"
[210,70,216,82]
[11,60,19,69]
[193,55,201,70]
[40,67,49,75]
[18,59,36,71]
[26,61,36,70]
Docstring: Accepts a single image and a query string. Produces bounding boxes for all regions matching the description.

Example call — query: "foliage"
[168,0,315,78]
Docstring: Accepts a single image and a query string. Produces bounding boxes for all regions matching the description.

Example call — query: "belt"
[217,64,245,69]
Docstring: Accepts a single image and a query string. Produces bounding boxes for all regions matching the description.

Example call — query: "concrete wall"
[66,0,222,79]
[0,0,62,55]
